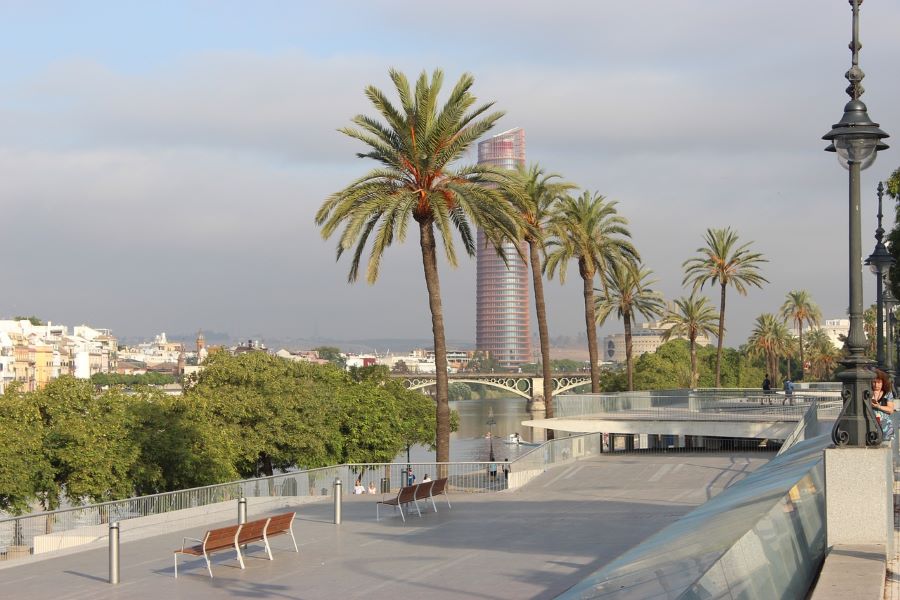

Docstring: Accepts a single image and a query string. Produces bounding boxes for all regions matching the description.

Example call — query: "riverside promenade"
[0,453,768,599]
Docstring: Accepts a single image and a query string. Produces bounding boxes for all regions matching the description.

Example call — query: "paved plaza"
[0,453,768,599]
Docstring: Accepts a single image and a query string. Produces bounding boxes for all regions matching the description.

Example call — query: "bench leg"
[429,494,437,513]
[398,504,405,522]
[445,492,451,510]
[413,499,422,518]
[234,543,245,570]
[204,551,214,578]
[288,527,299,553]
[174,553,178,579]
[263,535,273,561]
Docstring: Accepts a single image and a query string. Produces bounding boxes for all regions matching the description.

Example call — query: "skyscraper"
[475,128,531,369]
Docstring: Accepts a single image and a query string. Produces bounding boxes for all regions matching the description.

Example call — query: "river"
[396,396,546,463]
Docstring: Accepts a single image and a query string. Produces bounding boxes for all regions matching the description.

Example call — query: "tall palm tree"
[746,313,792,386]
[595,262,665,391]
[315,69,521,462]
[661,294,719,388]
[683,227,768,387]
[508,164,575,422]
[779,290,822,380]
[805,329,840,380]
[863,304,877,358]
[545,191,638,393]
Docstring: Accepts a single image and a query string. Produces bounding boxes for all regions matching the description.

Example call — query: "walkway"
[0,453,769,599]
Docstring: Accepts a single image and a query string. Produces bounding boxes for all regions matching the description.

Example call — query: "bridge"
[394,372,591,403]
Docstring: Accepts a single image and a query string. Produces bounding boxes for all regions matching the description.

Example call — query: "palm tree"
[863,304,877,358]
[595,262,665,391]
[545,192,638,392]
[508,164,575,422]
[683,227,768,387]
[661,294,720,388]
[315,69,521,462]
[779,290,822,380]
[746,313,792,386]
[805,329,840,380]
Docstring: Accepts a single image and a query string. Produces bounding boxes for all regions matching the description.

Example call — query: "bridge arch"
[405,377,532,399]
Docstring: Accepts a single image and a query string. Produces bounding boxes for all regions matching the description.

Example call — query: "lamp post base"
[832,358,882,447]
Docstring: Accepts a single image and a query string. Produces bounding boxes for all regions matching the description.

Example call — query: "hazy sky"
[4,1,900,348]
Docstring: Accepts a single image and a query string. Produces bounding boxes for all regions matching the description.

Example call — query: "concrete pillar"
[530,378,546,410]
[824,447,893,556]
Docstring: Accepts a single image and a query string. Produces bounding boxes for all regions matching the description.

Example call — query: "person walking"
[782,378,794,405]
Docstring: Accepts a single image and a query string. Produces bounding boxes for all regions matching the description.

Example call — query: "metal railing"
[553,390,842,422]
[0,388,847,562]
[0,433,610,561]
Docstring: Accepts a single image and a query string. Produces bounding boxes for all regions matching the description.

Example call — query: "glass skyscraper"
[475,128,531,368]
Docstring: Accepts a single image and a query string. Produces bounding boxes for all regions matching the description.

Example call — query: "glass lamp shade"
[834,136,878,170]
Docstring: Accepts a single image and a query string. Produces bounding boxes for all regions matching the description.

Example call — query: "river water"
[396,396,546,463]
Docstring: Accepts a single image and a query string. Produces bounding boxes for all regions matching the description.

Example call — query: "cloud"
[2,0,900,346]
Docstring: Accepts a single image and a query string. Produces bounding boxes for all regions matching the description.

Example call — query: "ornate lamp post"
[823,0,889,447]
[883,281,897,383]
[865,182,894,369]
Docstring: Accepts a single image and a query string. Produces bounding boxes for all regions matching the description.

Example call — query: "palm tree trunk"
[769,351,778,387]
[419,222,451,464]
[715,282,726,387]
[529,240,555,435]
[689,334,698,388]
[580,260,601,393]
[798,320,805,380]
[624,312,634,391]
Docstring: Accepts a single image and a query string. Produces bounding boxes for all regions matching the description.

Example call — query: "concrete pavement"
[0,453,769,600]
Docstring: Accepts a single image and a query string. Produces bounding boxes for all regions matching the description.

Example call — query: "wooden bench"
[376,484,423,522]
[237,512,299,560]
[174,523,244,578]
[173,512,298,578]
[376,479,452,521]
[425,477,451,512]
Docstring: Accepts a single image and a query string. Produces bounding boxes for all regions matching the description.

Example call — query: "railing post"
[237,497,247,524]
[333,478,342,524]
[108,522,120,584]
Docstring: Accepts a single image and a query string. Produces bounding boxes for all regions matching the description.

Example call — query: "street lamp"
[486,407,496,461]
[883,280,898,383]
[823,0,889,447]
[865,182,894,369]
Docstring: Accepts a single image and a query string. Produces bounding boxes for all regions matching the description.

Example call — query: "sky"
[3,1,900,349]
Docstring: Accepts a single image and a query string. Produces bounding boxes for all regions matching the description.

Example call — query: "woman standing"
[871,369,895,442]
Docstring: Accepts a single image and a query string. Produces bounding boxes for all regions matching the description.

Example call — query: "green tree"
[313,346,346,369]
[187,352,344,477]
[508,164,575,422]
[128,389,238,494]
[0,384,50,514]
[683,227,768,387]
[746,313,792,387]
[448,382,473,401]
[545,191,638,393]
[315,69,521,463]
[863,304,877,359]
[36,377,140,508]
[884,167,900,299]
[550,358,586,372]
[661,294,719,388]
[12,315,43,326]
[779,290,822,380]
[595,262,665,390]
[805,329,841,381]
